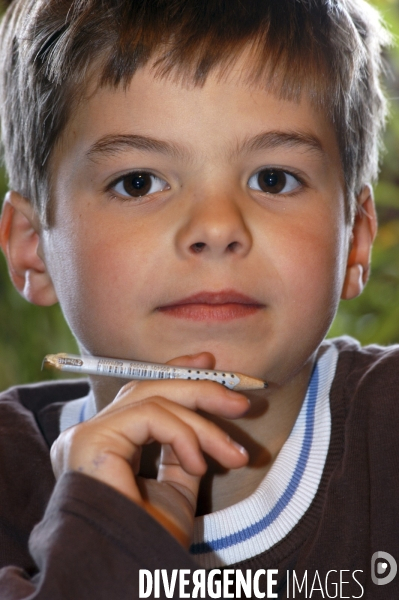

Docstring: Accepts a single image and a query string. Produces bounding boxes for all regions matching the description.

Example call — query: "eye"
[111,171,169,198]
[248,168,300,194]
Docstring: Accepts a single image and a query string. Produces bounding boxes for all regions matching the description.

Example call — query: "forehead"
[57,56,342,174]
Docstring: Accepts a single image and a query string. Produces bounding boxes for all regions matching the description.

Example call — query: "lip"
[157,290,264,322]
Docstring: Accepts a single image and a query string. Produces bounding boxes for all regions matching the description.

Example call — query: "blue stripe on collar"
[191,364,319,555]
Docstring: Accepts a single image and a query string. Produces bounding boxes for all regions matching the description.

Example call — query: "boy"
[0,0,397,597]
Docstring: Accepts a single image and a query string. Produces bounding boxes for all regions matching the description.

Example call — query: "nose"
[175,191,252,259]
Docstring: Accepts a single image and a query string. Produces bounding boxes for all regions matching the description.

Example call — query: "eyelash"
[106,171,169,200]
[106,167,305,201]
[247,167,304,196]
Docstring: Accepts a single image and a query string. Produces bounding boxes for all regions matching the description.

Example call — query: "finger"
[158,444,201,510]
[166,352,216,370]
[108,378,250,419]
[52,403,210,504]
[147,353,216,516]
[87,397,248,474]
[137,397,249,470]
[131,445,142,475]
[157,416,247,508]
[105,351,249,418]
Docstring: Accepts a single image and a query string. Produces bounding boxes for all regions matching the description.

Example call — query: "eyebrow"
[237,131,324,157]
[86,130,325,163]
[86,134,187,162]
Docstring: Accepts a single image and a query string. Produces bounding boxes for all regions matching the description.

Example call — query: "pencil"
[43,353,268,391]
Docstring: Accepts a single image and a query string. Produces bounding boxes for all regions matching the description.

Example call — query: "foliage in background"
[0,0,399,389]
[328,0,399,344]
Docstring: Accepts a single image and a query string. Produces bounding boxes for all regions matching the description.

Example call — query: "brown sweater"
[0,338,398,599]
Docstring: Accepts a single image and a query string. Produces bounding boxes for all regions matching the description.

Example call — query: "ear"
[341,185,377,300]
[0,191,58,305]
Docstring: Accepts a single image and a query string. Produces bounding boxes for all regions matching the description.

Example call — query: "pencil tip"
[263,381,268,388]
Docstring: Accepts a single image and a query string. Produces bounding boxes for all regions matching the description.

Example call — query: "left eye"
[111,172,168,198]
[248,169,300,194]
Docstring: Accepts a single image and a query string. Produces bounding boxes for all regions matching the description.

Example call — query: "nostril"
[227,241,239,252]
[191,242,206,253]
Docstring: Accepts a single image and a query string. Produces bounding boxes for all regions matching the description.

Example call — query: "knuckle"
[63,421,91,448]
[114,379,168,403]
[50,438,59,462]
[140,395,166,411]
[114,379,140,399]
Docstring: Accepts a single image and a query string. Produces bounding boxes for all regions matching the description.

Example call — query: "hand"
[50,353,249,547]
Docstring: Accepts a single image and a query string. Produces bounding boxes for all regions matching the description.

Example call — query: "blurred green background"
[0,0,399,390]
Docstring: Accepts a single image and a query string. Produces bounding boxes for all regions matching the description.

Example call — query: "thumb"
[158,353,215,519]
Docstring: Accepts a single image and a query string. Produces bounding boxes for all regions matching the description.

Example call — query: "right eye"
[110,171,169,198]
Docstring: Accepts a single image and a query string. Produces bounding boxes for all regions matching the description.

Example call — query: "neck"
[196,357,314,515]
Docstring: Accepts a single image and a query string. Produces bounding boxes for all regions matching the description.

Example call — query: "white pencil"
[43,353,268,391]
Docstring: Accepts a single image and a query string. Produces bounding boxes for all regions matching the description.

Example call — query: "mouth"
[157,290,264,322]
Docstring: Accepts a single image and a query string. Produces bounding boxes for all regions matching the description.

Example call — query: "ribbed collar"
[190,342,338,568]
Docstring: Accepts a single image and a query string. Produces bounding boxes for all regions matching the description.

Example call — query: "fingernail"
[226,390,251,407]
[229,438,248,456]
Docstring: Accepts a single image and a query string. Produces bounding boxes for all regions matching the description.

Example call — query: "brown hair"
[0,0,392,225]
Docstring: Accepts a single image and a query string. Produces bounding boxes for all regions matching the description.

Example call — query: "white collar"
[190,342,338,567]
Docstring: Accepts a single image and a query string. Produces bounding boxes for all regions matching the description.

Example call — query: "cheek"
[72,239,143,308]
[272,215,346,310]
[55,220,166,327]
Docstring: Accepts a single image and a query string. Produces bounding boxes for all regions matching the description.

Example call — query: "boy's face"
[42,60,351,384]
